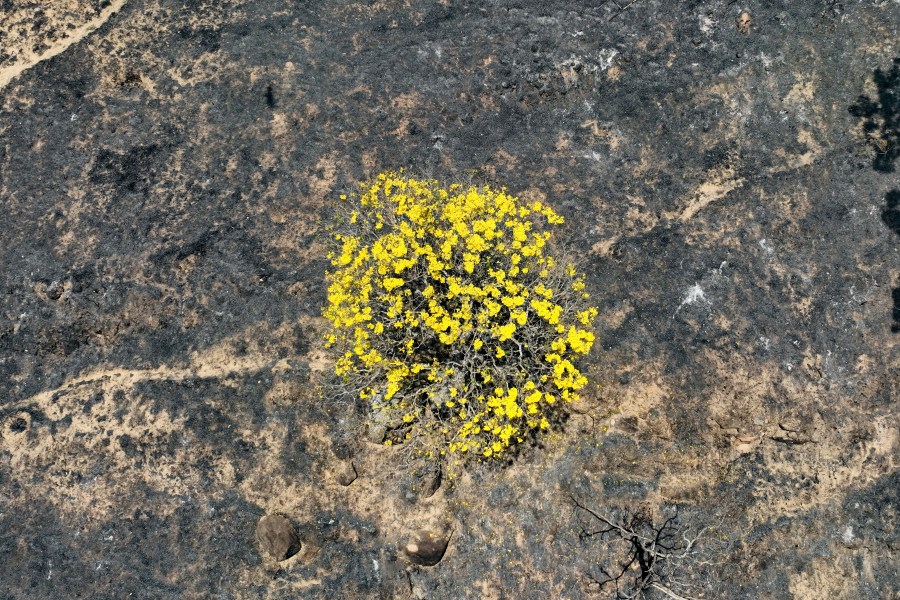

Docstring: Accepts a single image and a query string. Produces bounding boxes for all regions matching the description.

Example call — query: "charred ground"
[1,1,898,598]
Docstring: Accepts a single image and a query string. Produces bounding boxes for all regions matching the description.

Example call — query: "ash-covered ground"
[1,1,898,598]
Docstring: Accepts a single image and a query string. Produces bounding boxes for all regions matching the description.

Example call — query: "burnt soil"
[1,1,898,599]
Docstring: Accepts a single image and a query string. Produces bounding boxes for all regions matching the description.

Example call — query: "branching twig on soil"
[571,496,708,600]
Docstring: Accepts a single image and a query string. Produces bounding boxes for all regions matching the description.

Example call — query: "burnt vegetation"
[572,497,716,600]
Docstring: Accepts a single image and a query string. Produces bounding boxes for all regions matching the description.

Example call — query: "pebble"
[366,423,386,444]
[255,514,300,562]
[336,461,357,486]
[420,465,442,499]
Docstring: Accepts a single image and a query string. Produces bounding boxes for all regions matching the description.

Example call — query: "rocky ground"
[1,1,898,598]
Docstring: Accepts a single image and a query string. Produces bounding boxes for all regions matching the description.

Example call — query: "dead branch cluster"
[571,496,714,600]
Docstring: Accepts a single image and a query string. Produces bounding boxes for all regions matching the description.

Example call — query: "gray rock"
[365,423,386,444]
[365,398,390,444]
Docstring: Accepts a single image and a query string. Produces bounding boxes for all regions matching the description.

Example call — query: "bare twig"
[572,496,709,599]
[609,0,641,21]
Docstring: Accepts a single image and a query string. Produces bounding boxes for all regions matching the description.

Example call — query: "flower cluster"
[324,172,598,460]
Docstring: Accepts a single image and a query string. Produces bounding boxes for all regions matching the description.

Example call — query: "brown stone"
[736,12,752,34]
[403,530,450,566]
[336,461,357,486]
[420,465,441,499]
[255,514,300,561]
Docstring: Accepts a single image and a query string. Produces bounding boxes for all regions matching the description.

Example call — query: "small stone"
[336,461,357,486]
[420,465,442,499]
[366,401,390,444]
[618,371,632,385]
[366,423,386,444]
[840,525,861,549]
[46,281,63,300]
[779,418,802,432]
[736,12,752,34]
[255,514,300,562]
[403,530,450,566]
[735,442,755,453]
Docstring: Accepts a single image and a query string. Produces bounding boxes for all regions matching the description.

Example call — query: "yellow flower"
[324,171,598,462]
[577,307,598,325]
[566,326,595,354]
[382,277,404,291]
[496,322,516,341]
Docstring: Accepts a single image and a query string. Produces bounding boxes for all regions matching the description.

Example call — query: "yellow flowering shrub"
[323,171,598,461]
